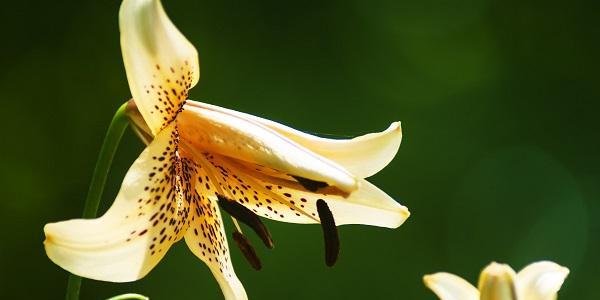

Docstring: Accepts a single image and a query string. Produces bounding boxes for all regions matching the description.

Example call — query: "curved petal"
[179,104,359,193]
[189,152,409,229]
[517,261,569,300]
[423,273,479,300]
[184,177,247,300]
[478,262,518,300]
[186,101,402,178]
[44,124,192,282]
[120,0,199,134]
[327,178,409,228]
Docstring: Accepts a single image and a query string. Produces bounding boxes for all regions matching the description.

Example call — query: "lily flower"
[43,0,409,299]
[424,261,570,300]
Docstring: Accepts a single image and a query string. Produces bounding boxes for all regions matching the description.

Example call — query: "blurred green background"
[1,0,598,299]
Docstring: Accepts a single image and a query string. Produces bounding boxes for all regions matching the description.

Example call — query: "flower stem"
[65,102,130,300]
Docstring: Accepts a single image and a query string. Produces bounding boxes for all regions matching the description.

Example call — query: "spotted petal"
[423,273,479,300]
[179,104,359,193]
[183,161,247,300]
[517,261,569,300]
[120,0,199,135]
[187,151,409,229]
[186,101,402,178]
[44,124,192,282]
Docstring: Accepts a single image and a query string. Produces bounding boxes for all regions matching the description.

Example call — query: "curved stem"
[65,102,130,300]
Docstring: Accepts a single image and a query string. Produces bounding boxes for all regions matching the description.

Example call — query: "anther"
[232,231,262,270]
[316,199,339,267]
[292,176,328,192]
[217,195,274,249]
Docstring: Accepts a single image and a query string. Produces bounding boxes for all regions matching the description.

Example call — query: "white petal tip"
[43,220,154,283]
[390,206,411,228]
[423,272,479,300]
[423,274,435,285]
[482,262,516,277]
[390,121,402,132]
[384,121,402,142]
[524,261,570,276]
[364,201,410,229]
[517,261,570,298]
[422,272,451,286]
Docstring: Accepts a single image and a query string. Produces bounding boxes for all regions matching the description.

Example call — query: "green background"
[1,0,598,299]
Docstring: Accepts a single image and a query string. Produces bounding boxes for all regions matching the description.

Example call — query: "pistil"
[217,195,275,249]
[316,199,339,267]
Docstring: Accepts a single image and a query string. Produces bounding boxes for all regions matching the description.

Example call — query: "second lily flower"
[424,261,570,300]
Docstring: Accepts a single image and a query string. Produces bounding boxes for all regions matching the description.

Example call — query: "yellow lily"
[424,261,570,300]
[43,0,409,299]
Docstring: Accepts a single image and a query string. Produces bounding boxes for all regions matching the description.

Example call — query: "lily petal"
[44,124,192,282]
[186,101,402,178]
[423,272,479,300]
[120,0,199,135]
[190,152,409,229]
[478,262,518,300]
[179,104,359,193]
[517,261,569,300]
[183,167,247,300]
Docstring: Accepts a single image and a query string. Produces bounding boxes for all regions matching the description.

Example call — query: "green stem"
[65,102,130,300]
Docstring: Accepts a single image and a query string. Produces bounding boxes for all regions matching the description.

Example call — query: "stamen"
[231,217,243,233]
[316,199,339,267]
[232,231,262,270]
[217,195,274,249]
[292,175,329,192]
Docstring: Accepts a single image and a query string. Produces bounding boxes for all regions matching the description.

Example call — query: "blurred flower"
[43,0,409,299]
[106,294,149,300]
[424,261,569,300]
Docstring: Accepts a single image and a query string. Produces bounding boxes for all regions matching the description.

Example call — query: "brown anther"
[316,199,339,267]
[232,231,262,270]
[217,195,274,249]
[292,175,329,192]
